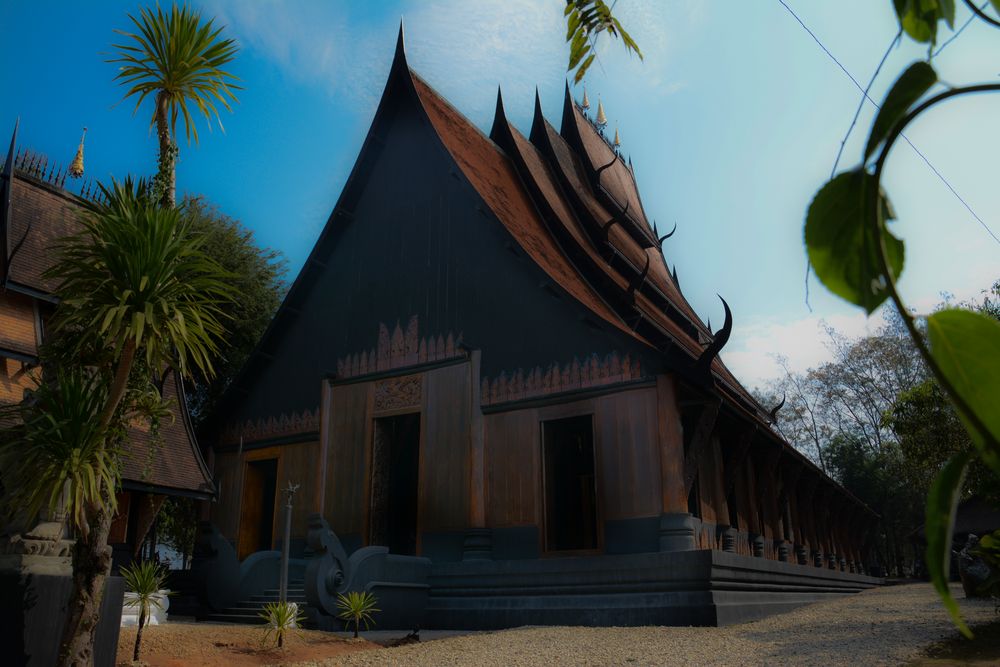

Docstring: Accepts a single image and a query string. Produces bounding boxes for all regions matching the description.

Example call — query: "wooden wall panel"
[696,435,727,525]
[324,382,372,534]
[275,440,320,539]
[594,387,660,520]
[420,363,470,530]
[484,409,540,526]
[484,386,661,529]
[0,292,37,354]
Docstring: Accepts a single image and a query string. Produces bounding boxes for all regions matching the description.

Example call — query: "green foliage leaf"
[336,591,380,637]
[925,451,973,639]
[894,0,942,44]
[865,62,937,162]
[926,309,1000,475]
[564,1,642,84]
[805,170,904,314]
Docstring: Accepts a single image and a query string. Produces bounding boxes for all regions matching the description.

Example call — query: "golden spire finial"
[582,87,590,111]
[68,127,87,179]
[596,98,607,127]
[613,126,621,150]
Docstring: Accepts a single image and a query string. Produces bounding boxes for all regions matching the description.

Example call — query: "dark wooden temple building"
[204,29,881,627]
[0,125,215,563]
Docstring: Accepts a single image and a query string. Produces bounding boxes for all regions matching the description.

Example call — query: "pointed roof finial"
[68,127,87,179]
[595,98,608,128]
[582,87,590,111]
[613,125,621,150]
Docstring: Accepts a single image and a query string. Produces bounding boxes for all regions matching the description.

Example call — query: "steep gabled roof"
[409,72,642,343]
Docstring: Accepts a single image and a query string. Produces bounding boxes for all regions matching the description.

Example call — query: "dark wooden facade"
[208,29,878,577]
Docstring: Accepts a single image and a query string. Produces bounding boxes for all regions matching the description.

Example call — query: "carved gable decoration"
[373,374,422,413]
[221,406,320,446]
[336,315,464,380]
[481,351,645,407]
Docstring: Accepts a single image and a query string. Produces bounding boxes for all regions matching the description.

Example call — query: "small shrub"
[259,600,306,649]
[121,560,170,662]
[336,591,380,639]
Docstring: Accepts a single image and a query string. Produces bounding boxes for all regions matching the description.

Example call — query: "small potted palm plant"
[336,591,380,639]
[259,601,306,649]
[121,560,171,662]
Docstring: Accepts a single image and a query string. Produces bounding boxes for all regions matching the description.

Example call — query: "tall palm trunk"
[155,90,175,209]
[58,506,112,667]
[60,341,137,665]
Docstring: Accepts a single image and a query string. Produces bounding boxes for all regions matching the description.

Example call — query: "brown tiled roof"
[2,174,213,496]
[563,99,655,244]
[410,72,641,341]
[123,371,214,496]
[7,176,82,293]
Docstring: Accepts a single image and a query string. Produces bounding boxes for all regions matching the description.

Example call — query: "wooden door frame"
[538,410,604,557]
[236,445,283,559]
[364,410,423,555]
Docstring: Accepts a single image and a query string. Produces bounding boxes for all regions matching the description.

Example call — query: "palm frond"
[109,3,241,144]
[44,177,236,383]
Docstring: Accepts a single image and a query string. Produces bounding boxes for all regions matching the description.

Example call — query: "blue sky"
[2,1,998,387]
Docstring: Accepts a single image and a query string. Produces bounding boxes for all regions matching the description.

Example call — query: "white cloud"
[721,311,883,391]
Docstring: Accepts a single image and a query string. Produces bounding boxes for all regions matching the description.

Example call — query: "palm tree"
[7,178,234,666]
[336,591,380,639]
[122,560,171,662]
[110,3,240,208]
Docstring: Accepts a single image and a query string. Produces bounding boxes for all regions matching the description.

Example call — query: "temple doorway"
[369,412,421,555]
[238,457,278,559]
[542,415,598,552]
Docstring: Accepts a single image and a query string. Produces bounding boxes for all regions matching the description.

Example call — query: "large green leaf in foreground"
[805,170,903,314]
[925,451,972,638]
[927,309,1000,475]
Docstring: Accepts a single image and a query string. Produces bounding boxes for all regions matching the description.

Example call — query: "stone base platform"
[425,549,882,629]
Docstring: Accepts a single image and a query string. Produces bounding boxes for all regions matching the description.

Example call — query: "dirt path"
[116,623,377,666]
[299,583,997,666]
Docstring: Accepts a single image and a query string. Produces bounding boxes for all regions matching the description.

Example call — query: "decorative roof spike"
[582,87,590,111]
[768,393,787,424]
[595,97,607,128]
[68,127,87,179]
[613,125,621,152]
[696,296,733,377]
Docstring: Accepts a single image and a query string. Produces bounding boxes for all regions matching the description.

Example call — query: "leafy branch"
[564,1,642,83]
[806,2,1000,637]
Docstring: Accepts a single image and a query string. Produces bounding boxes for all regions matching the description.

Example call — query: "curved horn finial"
[696,295,733,375]
[658,220,677,245]
[594,154,618,180]
[768,393,786,424]
[627,253,651,298]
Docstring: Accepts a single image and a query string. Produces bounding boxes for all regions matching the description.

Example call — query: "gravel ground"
[295,583,997,667]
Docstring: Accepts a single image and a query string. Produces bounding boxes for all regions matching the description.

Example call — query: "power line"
[777,0,1000,247]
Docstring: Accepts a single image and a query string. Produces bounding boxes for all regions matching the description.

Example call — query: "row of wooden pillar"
[656,374,878,572]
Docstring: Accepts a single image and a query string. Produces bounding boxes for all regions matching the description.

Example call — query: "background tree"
[110,3,240,208]
[180,196,287,426]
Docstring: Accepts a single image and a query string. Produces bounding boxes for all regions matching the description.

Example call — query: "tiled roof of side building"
[123,371,214,496]
[7,175,83,294]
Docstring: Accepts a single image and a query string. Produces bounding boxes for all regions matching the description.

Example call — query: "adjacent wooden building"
[205,29,880,626]
[0,126,214,564]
